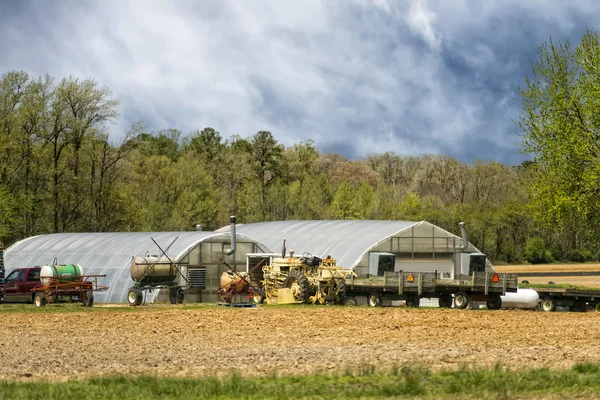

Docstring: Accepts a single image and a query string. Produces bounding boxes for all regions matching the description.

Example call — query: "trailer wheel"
[176,289,184,304]
[34,292,47,308]
[128,288,143,306]
[438,294,452,308]
[593,301,600,312]
[343,296,358,306]
[486,295,502,310]
[454,291,469,309]
[368,292,383,307]
[252,287,266,304]
[82,290,94,307]
[540,296,557,312]
[571,300,586,313]
[406,295,420,308]
[169,288,178,304]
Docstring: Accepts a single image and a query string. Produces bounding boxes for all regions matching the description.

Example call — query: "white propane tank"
[500,288,539,309]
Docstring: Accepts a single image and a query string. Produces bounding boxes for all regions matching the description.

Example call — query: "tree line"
[2,31,600,264]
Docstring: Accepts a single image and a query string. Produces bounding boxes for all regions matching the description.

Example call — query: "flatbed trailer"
[346,270,519,309]
[533,287,600,312]
[31,275,108,307]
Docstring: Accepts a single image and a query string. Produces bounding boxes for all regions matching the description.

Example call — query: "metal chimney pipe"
[195,224,203,232]
[225,216,237,255]
[458,222,469,252]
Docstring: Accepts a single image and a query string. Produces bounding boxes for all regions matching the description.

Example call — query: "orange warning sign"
[492,273,500,283]
[407,273,415,283]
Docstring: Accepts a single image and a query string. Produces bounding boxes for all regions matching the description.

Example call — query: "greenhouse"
[4,231,268,303]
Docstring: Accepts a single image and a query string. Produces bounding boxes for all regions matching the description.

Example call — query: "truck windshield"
[5,270,18,283]
[469,255,487,275]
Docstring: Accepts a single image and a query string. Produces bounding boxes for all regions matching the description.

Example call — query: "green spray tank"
[40,264,84,286]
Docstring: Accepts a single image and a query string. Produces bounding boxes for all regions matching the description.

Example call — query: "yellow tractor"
[255,250,357,305]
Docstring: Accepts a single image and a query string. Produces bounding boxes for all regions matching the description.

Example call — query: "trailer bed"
[532,287,600,312]
[346,271,519,309]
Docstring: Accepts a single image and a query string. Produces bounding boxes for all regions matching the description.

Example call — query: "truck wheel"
[454,291,469,309]
[128,288,143,306]
[406,295,420,308]
[368,292,382,307]
[486,295,502,310]
[540,296,557,312]
[438,294,452,308]
[343,296,358,306]
[34,292,47,308]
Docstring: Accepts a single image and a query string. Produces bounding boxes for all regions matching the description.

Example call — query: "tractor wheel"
[128,288,143,306]
[368,292,383,307]
[540,296,557,312]
[454,291,469,309]
[282,270,311,303]
[438,294,452,308]
[406,295,420,308]
[335,281,347,304]
[34,292,47,308]
[343,296,358,306]
[486,295,502,310]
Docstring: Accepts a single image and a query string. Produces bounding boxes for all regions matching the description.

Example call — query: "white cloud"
[1,0,600,164]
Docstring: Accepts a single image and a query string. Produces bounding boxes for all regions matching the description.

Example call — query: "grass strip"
[2,363,600,399]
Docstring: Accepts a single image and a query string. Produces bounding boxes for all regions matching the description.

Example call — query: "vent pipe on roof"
[225,216,237,256]
[195,224,203,231]
[458,222,469,252]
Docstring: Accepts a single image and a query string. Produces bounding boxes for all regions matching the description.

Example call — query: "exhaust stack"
[281,239,287,258]
[458,222,469,252]
[225,216,237,256]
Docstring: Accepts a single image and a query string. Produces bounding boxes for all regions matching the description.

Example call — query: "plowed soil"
[2,306,600,382]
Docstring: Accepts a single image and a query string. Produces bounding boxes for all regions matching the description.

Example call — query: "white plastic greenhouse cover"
[4,231,236,304]
[216,220,483,270]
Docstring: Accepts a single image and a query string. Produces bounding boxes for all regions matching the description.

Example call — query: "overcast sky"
[0,0,597,165]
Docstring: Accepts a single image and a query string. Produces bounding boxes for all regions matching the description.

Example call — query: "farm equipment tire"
[438,294,452,308]
[343,296,358,306]
[406,295,420,308]
[82,290,94,307]
[540,296,557,312]
[34,292,47,308]
[454,291,469,309]
[283,270,311,303]
[486,295,502,310]
[176,288,184,304]
[128,288,143,306]
[169,288,184,304]
[335,280,347,304]
[571,300,586,313]
[594,301,600,312]
[252,287,266,304]
[368,292,382,307]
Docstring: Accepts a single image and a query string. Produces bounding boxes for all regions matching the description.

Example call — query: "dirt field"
[2,305,600,382]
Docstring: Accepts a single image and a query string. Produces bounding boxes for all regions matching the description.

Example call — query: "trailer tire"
[283,270,311,303]
[406,295,420,308]
[454,291,469,309]
[343,296,358,306]
[571,300,586,313]
[438,294,452,308]
[34,292,47,308]
[176,288,184,304]
[82,290,94,307]
[486,295,502,310]
[252,288,265,304]
[540,296,557,312]
[368,292,382,307]
[593,301,600,312]
[128,288,143,306]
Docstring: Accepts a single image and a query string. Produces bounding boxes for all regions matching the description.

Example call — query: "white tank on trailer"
[500,288,539,309]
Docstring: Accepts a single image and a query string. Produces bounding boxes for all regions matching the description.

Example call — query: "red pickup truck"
[3,267,42,303]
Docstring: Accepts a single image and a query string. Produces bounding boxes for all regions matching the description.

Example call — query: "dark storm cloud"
[1,0,599,165]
